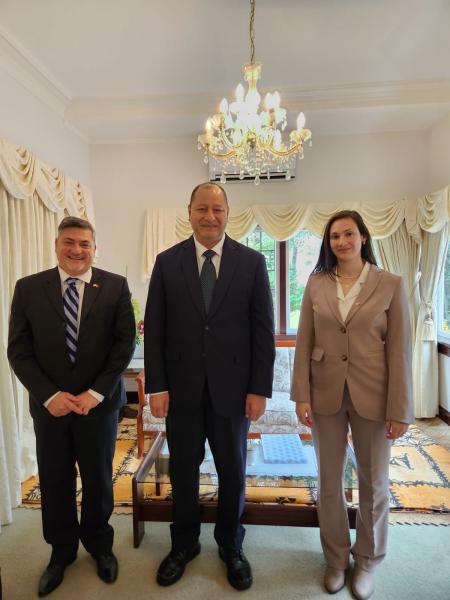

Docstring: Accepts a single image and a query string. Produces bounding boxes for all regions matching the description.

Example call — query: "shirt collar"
[336,261,370,300]
[193,234,225,259]
[58,266,92,285]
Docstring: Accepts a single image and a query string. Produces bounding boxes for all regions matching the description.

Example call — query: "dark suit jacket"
[144,235,275,417]
[8,266,136,419]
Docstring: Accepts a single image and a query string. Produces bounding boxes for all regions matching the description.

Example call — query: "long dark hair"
[313,210,377,276]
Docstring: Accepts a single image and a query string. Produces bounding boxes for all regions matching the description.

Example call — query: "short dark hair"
[313,210,377,276]
[57,216,96,240]
[189,182,228,206]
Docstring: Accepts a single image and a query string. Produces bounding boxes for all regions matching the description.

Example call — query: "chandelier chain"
[250,0,255,63]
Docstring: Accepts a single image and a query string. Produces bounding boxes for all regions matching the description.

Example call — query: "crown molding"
[65,79,450,124]
[0,26,74,114]
[90,135,195,145]
[0,27,90,142]
[283,79,450,111]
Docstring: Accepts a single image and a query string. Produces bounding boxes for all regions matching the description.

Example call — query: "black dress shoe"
[38,563,69,597]
[95,553,118,583]
[219,546,253,591]
[156,542,201,586]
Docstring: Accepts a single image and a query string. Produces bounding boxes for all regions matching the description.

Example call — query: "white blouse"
[336,261,370,322]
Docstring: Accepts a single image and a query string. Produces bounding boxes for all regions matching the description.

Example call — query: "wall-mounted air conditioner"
[208,155,297,184]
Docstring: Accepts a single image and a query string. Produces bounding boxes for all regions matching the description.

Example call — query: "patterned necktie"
[63,277,79,362]
[200,249,216,313]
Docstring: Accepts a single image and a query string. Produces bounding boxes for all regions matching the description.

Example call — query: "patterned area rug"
[21,421,450,524]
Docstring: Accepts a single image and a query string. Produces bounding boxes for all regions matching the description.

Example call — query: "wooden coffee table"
[132,432,357,548]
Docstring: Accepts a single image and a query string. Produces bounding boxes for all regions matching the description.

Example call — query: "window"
[287,230,322,332]
[243,226,321,335]
[438,239,450,340]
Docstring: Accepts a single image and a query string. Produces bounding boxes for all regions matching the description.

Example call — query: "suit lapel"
[208,235,238,318]
[80,268,102,325]
[345,264,382,324]
[182,237,206,318]
[44,267,65,320]
[323,273,344,325]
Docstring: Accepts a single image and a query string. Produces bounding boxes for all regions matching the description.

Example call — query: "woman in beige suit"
[291,210,413,600]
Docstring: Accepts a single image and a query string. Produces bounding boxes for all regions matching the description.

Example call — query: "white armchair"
[136,343,301,457]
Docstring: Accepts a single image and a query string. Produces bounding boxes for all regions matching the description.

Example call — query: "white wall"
[0,66,90,184]
[426,111,450,193]
[90,130,427,308]
[438,354,450,412]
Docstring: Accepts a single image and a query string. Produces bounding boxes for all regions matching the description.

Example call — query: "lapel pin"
[93,283,100,288]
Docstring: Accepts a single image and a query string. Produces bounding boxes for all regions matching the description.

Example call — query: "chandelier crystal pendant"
[198,0,312,185]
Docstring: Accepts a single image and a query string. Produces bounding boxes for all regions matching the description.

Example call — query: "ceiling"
[1,0,450,143]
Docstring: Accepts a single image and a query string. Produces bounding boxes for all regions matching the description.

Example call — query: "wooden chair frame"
[135,370,150,458]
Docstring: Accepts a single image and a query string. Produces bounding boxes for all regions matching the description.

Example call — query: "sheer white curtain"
[0,137,93,531]
[413,223,450,417]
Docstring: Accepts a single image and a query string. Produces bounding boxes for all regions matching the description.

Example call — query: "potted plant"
[132,298,144,358]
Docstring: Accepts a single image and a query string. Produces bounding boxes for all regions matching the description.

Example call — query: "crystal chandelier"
[197,0,312,185]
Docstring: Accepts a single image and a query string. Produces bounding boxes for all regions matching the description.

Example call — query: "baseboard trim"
[438,406,450,426]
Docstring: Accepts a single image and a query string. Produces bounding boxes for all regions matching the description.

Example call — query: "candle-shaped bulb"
[297,112,306,130]
[219,98,228,114]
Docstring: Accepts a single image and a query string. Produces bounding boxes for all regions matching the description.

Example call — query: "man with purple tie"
[8,217,135,596]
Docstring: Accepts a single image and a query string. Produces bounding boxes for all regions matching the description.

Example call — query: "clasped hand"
[47,391,100,417]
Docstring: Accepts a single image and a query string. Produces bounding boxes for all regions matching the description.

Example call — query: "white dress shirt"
[193,234,225,276]
[45,267,103,407]
[336,261,370,322]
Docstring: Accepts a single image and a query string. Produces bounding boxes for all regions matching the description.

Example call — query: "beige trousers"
[312,386,392,572]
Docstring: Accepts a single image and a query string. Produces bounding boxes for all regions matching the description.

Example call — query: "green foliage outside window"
[288,230,322,331]
[242,226,321,333]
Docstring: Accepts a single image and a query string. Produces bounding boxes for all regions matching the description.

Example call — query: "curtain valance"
[143,188,450,280]
[0,137,94,222]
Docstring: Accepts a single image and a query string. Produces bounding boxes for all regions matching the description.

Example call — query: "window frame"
[243,230,316,339]
[437,240,450,344]
[275,239,300,340]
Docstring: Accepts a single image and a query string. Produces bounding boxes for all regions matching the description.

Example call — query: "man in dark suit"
[8,216,135,597]
[144,182,275,590]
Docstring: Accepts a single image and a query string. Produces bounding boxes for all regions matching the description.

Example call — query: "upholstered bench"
[136,343,300,457]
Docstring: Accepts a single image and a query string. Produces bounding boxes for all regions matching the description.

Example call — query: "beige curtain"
[142,208,177,281]
[0,137,93,530]
[374,223,421,341]
[413,224,450,417]
[143,193,450,278]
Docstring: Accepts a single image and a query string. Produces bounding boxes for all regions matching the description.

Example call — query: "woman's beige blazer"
[291,265,413,423]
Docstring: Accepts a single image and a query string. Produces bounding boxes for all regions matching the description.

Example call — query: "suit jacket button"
[340,326,347,333]
[341,354,348,361]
